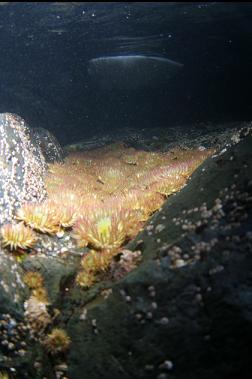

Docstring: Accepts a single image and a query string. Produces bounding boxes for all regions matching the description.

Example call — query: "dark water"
[0,2,252,144]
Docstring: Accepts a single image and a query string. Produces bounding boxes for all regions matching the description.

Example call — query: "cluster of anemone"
[137,155,213,197]
[117,188,165,221]
[16,199,79,234]
[139,163,190,196]
[57,146,213,287]
[1,142,213,289]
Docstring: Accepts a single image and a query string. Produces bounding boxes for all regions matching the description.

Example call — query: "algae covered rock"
[0,113,47,225]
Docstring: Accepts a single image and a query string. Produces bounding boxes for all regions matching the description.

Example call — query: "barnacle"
[43,328,71,355]
[24,291,51,335]
[111,249,142,280]
[0,113,47,226]
[0,222,37,251]
[16,203,59,234]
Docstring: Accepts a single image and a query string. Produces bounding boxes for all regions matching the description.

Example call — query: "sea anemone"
[93,163,130,194]
[46,201,78,228]
[150,152,213,196]
[148,176,186,197]
[138,161,191,196]
[80,249,115,273]
[49,188,82,205]
[43,328,71,355]
[31,287,49,303]
[23,271,44,289]
[75,269,97,288]
[1,222,37,251]
[76,249,119,288]
[119,188,165,220]
[122,153,138,166]
[0,372,10,379]
[56,205,78,228]
[16,203,59,234]
[73,205,138,251]
[145,150,213,196]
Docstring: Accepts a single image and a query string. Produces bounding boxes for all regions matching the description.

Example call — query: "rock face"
[0,122,251,379]
[0,249,27,316]
[65,121,250,153]
[0,113,47,225]
[0,248,31,373]
[30,127,65,163]
[63,131,252,379]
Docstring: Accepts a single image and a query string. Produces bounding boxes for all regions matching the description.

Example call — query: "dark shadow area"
[0,2,251,145]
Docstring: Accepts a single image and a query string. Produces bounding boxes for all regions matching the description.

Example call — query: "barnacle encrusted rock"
[0,113,47,225]
[30,127,65,163]
[0,248,27,316]
[24,291,52,337]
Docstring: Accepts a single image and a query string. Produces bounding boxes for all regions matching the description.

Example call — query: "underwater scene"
[0,2,252,379]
